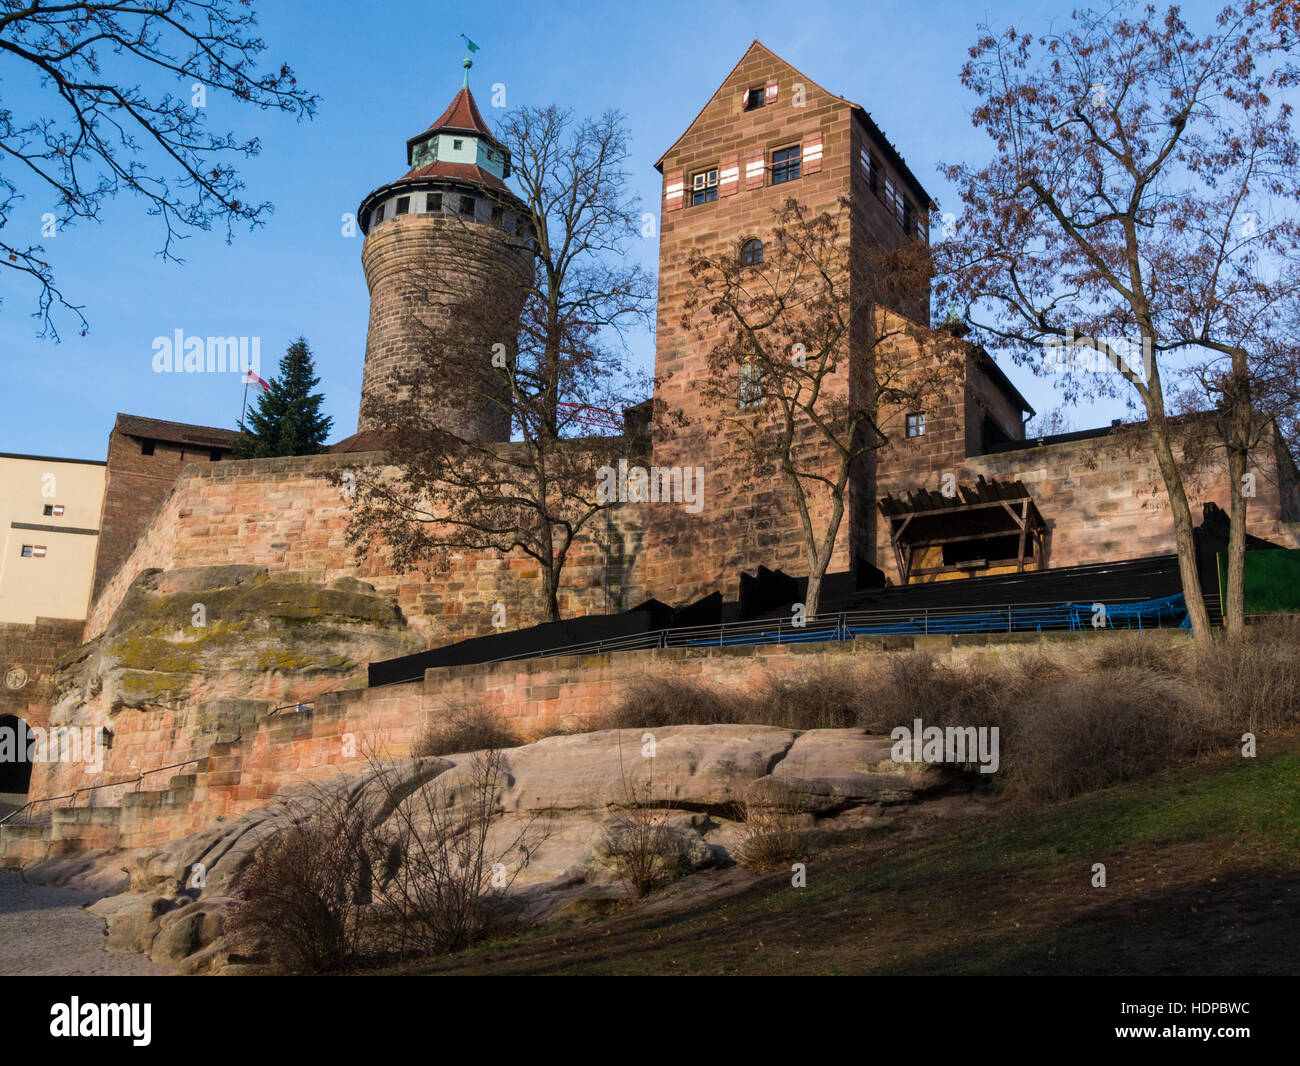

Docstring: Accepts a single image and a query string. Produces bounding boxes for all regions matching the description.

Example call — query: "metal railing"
[0,755,209,828]
[370,590,1208,686]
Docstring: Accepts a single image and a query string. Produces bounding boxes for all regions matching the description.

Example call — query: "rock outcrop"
[26,724,975,974]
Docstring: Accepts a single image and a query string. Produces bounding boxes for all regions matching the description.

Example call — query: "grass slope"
[396,734,1300,976]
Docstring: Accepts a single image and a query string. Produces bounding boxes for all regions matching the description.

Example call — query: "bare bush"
[734,782,808,872]
[364,748,546,956]
[226,786,371,973]
[413,701,521,758]
[1193,614,1300,733]
[599,678,741,730]
[1091,633,1184,675]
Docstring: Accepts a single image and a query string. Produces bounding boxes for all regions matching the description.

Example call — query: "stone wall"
[0,627,1187,866]
[0,617,84,733]
[84,450,645,648]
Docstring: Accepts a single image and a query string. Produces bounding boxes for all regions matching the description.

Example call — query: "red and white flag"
[243,369,270,391]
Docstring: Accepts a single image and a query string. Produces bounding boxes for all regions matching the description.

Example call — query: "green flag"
[461,34,479,53]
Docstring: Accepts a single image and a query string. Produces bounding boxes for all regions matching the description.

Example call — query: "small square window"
[395,196,410,215]
[43,504,65,516]
[691,167,719,206]
[453,138,464,150]
[141,439,155,456]
[906,413,927,438]
[744,87,765,111]
[209,448,223,462]
[771,145,801,185]
[21,545,33,558]
[426,193,442,213]
[459,195,476,216]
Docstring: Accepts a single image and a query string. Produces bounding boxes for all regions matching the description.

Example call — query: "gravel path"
[0,870,173,976]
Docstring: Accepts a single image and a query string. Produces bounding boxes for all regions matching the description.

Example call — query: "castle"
[2,41,1298,820]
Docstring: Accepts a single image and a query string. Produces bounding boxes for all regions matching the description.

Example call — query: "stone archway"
[0,714,33,794]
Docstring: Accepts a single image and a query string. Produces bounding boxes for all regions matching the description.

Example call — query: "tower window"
[43,504,65,516]
[209,448,224,461]
[395,196,410,215]
[373,204,385,224]
[491,205,504,224]
[744,87,765,111]
[691,167,719,206]
[862,150,882,194]
[771,145,801,185]
[459,195,476,216]
[885,176,907,228]
[453,138,464,150]
[426,193,442,213]
[740,238,764,267]
[906,413,927,438]
[140,439,155,456]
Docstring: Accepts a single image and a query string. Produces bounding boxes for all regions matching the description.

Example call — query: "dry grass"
[584,619,1300,807]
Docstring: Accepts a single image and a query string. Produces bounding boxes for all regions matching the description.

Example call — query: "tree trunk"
[1146,418,1213,640]
[1226,439,1248,634]
[542,563,561,623]
[1224,361,1251,635]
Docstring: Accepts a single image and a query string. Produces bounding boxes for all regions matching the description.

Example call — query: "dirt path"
[0,870,173,976]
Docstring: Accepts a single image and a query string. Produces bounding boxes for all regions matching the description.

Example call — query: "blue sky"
[0,0,1233,460]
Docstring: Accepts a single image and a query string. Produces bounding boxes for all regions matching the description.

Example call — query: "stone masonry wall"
[0,617,84,734]
[85,451,646,648]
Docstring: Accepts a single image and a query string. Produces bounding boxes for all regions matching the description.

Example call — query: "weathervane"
[460,33,479,88]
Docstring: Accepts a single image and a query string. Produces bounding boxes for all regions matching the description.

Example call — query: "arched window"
[740,237,764,267]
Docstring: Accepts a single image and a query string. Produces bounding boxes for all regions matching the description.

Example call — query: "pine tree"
[235,337,333,457]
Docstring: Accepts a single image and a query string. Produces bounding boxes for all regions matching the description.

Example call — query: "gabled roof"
[654,40,934,207]
[407,86,505,156]
[113,413,238,447]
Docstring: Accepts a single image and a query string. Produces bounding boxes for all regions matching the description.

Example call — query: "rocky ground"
[0,870,173,976]
[14,723,986,974]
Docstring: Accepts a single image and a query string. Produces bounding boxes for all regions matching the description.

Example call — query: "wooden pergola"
[878,476,1051,585]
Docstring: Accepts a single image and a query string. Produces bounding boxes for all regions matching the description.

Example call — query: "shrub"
[1090,633,1183,675]
[1192,614,1300,733]
[734,782,808,871]
[226,788,370,973]
[413,700,521,757]
[599,677,739,730]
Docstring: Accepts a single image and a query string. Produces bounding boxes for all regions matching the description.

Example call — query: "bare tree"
[0,1,317,338]
[684,196,957,617]
[937,2,1300,638]
[346,107,655,623]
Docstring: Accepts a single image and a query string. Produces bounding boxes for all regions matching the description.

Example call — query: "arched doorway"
[0,715,33,793]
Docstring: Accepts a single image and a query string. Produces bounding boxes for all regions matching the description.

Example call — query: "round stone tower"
[356,77,533,440]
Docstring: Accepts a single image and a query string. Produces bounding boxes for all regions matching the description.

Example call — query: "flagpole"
[240,381,249,432]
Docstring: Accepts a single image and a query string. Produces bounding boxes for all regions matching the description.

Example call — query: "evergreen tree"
[235,337,333,457]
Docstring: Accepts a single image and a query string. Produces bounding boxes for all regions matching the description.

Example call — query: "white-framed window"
[691,167,719,206]
[906,412,927,438]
